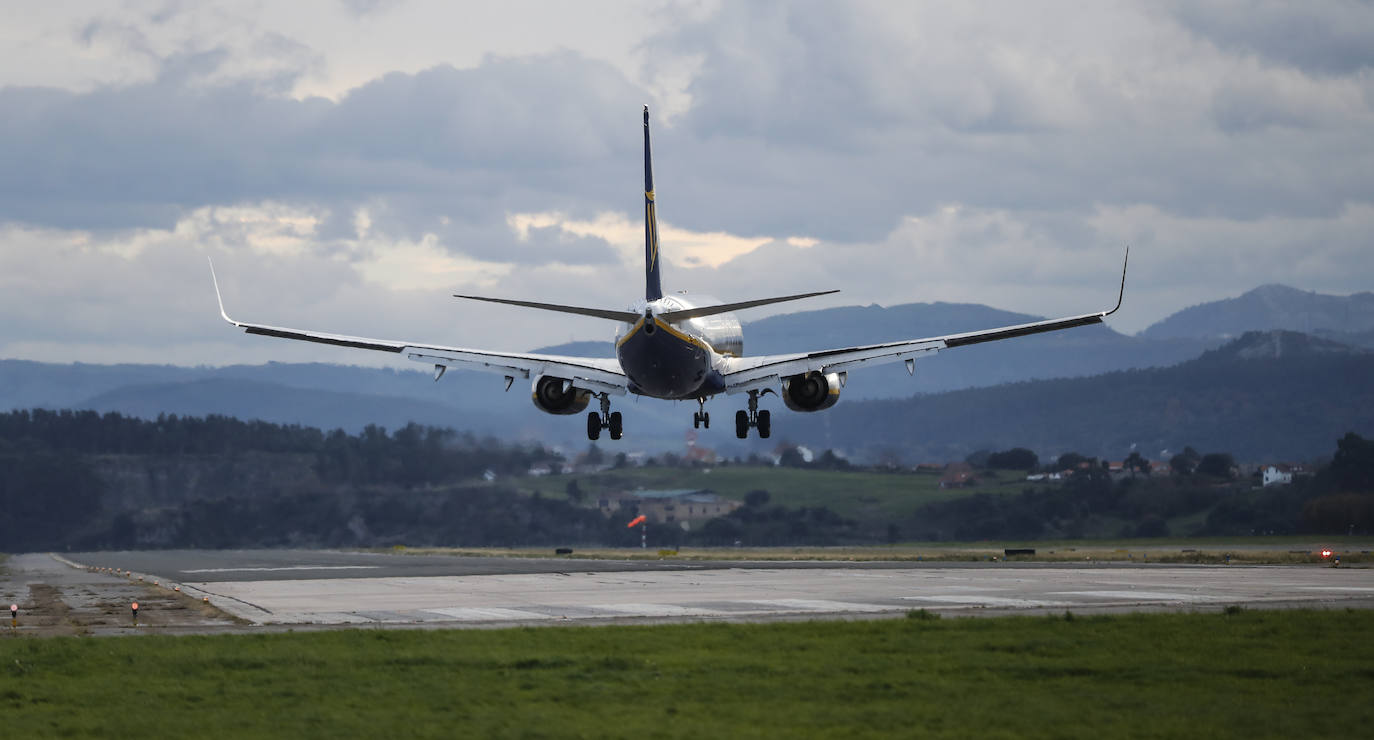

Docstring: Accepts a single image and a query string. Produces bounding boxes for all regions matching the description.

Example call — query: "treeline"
[0,410,570,552]
[902,433,1374,540]
[0,409,559,485]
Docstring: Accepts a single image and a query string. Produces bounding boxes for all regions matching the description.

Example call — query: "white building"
[1262,465,1294,487]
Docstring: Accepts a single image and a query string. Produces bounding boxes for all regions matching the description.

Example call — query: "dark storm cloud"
[3,1,1372,257]
[0,50,643,260]
[1169,1,1374,76]
[639,1,1374,242]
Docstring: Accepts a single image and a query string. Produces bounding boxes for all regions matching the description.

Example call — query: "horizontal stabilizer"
[656,290,840,323]
[452,294,640,323]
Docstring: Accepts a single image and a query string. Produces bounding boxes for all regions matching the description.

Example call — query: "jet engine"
[530,375,591,415]
[781,371,841,412]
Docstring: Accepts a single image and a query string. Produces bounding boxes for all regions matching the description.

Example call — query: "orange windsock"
[627,514,647,528]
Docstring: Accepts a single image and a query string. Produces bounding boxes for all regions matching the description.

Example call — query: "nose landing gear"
[692,397,710,429]
[734,390,771,439]
[586,393,623,440]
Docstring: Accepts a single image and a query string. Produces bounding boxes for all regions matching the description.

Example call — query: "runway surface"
[62,549,1374,629]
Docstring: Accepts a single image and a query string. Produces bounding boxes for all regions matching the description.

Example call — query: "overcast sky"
[2,0,1371,366]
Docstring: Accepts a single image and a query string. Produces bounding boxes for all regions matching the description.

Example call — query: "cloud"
[1168,0,1374,77]
[1,1,1373,368]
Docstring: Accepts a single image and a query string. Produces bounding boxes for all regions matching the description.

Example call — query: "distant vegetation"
[1,409,1372,552]
[789,331,1374,462]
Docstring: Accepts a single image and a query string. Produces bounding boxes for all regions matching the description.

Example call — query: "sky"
[2,0,1372,367]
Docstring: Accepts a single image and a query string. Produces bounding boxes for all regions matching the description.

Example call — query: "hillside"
[1141,284,1374,340]
[781,331,1374,463]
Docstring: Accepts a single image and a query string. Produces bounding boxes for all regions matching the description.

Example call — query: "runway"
[62,549,1374,629]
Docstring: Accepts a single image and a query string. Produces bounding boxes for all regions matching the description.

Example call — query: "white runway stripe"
[181,566,382,573]
[904,595,1062,608]
[425,607,554,621]
[1049,590,1219,603]
[589,603,725,617]
[741,599,896,613]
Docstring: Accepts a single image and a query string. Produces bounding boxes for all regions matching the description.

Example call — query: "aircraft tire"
[703,412,710,429]
[587,412,602,440]
[735,410,749,439]
[609,411,623,440]
[757,409,771,439]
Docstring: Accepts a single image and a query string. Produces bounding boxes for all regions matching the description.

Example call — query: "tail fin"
[643,105,664,302]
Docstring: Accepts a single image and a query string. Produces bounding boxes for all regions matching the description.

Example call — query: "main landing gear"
[735,390,771,439]
[692,397,710,429]
[587,393,622,441]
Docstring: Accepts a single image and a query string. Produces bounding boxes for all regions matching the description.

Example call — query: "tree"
[565,479,585,503]
[744,489,771,508]
[986,448,1039,471]
[778,447,807,468]
[1330,432,1374,492]
[1170,446,1201,475]
[1123,451,1150,477]
[964,449,992,468]
[1057,452,1090,471]
[1197,453,1236,480]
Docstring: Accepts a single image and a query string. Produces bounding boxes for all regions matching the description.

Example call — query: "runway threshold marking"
[741,599,896,613]
[904,595,1061,608]
[1048,590,1216,602]
[179,566,384,574]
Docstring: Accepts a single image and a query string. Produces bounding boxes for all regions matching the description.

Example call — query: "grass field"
[3,610,1371,738]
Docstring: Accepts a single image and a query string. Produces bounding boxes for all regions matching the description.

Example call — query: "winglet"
[207,257,237,325]
[1105,245,1129,317]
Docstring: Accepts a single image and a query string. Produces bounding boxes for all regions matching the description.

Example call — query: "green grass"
[531,465,1029,521]
[3,610,1372,738]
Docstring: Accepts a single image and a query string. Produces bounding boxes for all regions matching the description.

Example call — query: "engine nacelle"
[781,371,841,413]
[530,376,592,415]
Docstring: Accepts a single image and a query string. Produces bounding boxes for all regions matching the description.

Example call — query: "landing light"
[1321,549,1333,559]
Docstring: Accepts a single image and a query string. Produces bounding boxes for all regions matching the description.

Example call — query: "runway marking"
[180,566,383,574]
[904,595,1061,608]
[425,607,554,621]
[1296,586,1374,592]
[589,603,726,617]
[1049,590,1216,603]
[741,599,895,613]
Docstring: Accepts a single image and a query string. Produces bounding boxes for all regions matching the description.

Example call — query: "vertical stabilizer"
[643,105,664,302]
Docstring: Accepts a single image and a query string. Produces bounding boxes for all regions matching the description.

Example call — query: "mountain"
[77,378,498,437]
[4,284,1368,454]
[1141,284,1374,340]
[0,359,688,450]
[533,301,1218,397]
[781,331,1374,463]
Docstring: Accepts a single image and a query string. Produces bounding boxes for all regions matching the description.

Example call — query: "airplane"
[212,105,1127,442]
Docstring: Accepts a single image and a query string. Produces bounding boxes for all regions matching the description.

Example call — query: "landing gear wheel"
[693,414,701,429]
[609,411,623,440]
[587,412,602,441]
[757,409,771,439]
[702,412,710,429]
[735,410,749,439]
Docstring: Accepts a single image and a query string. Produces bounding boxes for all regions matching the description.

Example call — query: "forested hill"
[784,331,1374,463]
[0,411,624,553]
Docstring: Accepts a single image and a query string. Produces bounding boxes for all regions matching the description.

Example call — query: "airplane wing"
[209,261,628,396]
[720,250,1129,395]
